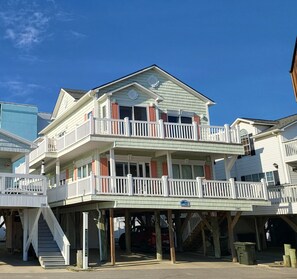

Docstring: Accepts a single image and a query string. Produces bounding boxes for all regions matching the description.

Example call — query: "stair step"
[39,247,60,252]
[39,252,63,257]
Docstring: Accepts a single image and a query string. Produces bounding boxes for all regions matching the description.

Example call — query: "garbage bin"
[234,242,256,265]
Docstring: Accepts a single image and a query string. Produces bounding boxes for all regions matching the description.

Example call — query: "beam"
[281,215,297,233]
[231,211,242,230]
[155,210,162,261]
[227,212,237,262]
[197,212,212,232]
[109,209,115,266]
[168,209,176,263]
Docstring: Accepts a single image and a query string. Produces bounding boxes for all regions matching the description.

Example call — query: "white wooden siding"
[55,93,76,119]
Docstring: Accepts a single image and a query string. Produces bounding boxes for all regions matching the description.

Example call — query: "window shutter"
[204,165,212,179]
[111,103,119,119]
[151,161,158,178]
[161,112,168,122]
[162,162,168,176]
[100,158,109,176]
[149,106,156,122]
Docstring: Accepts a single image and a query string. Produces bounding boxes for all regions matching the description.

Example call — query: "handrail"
[41,206,70,265]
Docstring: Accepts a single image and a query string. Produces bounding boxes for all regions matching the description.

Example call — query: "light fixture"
[273,163,278,169]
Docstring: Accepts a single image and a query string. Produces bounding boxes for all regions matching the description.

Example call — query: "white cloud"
[0,3,50,49]
[70,30,87,39]
[0,79,43,104]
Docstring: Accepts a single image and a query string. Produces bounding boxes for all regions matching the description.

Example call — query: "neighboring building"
[215,114,297,185]
[290,38,297,101]
[28,65,269,265]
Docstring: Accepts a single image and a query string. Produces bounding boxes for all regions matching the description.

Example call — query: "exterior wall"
[47,99,94,139]
[282,123,297,141]
[215,123,288,184]
[99,69,209,124]
[55,92,77,119]
[0,158,12,173]
[0,102,38,141]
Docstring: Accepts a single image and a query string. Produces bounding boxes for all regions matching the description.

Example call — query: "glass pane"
[83,165,87,178]
[134,107,147,121]
[181,116,192,124]
[145,163,150,178]
[172,164,180,179]
[252,173,259,182]
[88,163,92,175]
[129,163,138,177]
[182,165,192,179]
[193,165,204,178]
[119,106,132,120]
[116,163,124,176]
[139,164,143,177]
[168,116,179,123]
[78,168,81,179]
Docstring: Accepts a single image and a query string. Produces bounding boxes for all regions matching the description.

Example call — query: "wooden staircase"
[38,217,67,269]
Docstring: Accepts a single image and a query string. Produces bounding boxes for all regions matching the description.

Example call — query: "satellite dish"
[147,75,159,88]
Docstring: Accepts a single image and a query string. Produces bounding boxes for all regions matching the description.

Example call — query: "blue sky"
[0,0,296,125]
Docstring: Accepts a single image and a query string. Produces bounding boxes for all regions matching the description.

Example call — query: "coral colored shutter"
[111,103,119,119]
[92,160,96,174]
[84,114,87,121]
[149,106,156,136]
[149,106,156,122]
[161,112,168,122]
[66,169,69,180]
[100,158,109,176]
[73,168,77,181]
[194,114,200,140]
[204,165,212,180]
[162,162,168,176]
[151,161,158,178]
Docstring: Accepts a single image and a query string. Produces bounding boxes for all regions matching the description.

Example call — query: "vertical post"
[227,212,237,262]
[124,117,131,137]
[224,124,231,143]
[229,178,237,199]
[82,212,89,269]
[125,209,131,254]
[254,217,261,251]
[261,179,268,200]
[55,159,60,188]
[154,210,163,260]
[175,211,183,252]
[168,209,176,264]
[193,121,198,141]
[201,224,207,256]
[158,119,165,139]
[110,149,116,192]
[224,155,231,180]
[236,124,241,143]
[23,209,28,261]
[166,152,173,178]
[196,177,203,198]
[25,153,30,174]
[211,213,221,259]
[162,176,169,197]
[109,209,115,266]
[99,210,107,261]
[127,174,133,196]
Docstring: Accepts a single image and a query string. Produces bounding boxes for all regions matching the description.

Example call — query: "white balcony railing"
[284,139,297,160]
[268,185,297,204]
[0,173,47,195]
[47,174,268,204]
[30,117,240,163]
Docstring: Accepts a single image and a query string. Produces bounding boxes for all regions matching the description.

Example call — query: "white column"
[110,149,116,191]
[55,159,60,187]
[83,212,89,269]
[25,153,30,174]
[23,209,28,261]
[166,151,173,178]
[224,155,231,180]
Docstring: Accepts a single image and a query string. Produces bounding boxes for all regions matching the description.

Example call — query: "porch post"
[168,209,176,264]
[211,213,221,259]
[23,209,28,261]
[227,212,237,262]
[166,152,173,178]
[109,209,115,266]
[254,217,261,251]
[125,209,131,254]
[109,149,116,191]
[55,159,60,187]
[175,211,183,252]
[154,210,163,260]
[82,212,89,269]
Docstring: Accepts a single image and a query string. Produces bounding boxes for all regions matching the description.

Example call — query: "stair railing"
[41,206,70,265]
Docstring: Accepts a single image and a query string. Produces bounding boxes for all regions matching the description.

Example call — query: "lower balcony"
[0,173,47,208]
[47,174,269,211]
[283,139,297,166]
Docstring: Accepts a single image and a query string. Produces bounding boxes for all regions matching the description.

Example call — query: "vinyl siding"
[55,93,76,119]
[99,69,209,124]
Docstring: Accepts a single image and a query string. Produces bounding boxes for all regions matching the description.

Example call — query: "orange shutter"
[162,162,168,176]
[204,165,212,180]
[100,158,109,176]
[194,114,200,140]
[66,169,69,180]
[161,112,168,122]
[111,103,119,119]
[149,106,156,122]
[73,168,77,181]
[151,161,158,178]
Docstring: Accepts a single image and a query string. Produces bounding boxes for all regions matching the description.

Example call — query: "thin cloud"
[70,30,87,39]
[0,80,43,104]
[0,4,50,49]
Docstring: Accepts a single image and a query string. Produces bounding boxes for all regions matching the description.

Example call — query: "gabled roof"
[63,88,88,100]
[105,82,163,102]
[231,117,277,127]
[93,64,215,105]
[290,37,297,73]
[263,114,297,132]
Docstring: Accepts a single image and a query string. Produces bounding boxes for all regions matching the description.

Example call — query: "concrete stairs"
[38,217,67,269]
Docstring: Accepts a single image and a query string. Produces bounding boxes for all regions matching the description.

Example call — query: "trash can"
[234,242,256,265]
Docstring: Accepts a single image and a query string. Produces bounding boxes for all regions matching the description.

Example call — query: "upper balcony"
[283,139,297,167]
[30,117,241,165]
[47,174,269,211]
[0,173,47,208]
